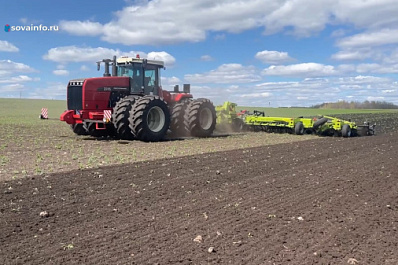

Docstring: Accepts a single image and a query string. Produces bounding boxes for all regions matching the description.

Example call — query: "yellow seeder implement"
[216,101,375,137]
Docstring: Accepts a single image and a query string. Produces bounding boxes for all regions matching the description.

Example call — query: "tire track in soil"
[1,133,398,264]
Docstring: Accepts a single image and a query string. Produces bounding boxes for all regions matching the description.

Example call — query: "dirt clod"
[193,235,203,243]
[347,258,359,264]
[39,211,49,218]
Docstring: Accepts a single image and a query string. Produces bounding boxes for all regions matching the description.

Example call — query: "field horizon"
[1,98,397,124]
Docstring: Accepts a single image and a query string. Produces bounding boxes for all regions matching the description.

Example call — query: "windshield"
[118,63,143,92]
[117,63,161,95]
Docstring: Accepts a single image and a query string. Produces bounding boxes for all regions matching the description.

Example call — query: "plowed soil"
[1,130,398,265]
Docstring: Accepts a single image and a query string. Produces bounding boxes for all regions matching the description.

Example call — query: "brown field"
[1,111,398,264]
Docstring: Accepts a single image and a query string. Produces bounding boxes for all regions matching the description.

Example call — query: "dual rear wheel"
[128,96,170,142]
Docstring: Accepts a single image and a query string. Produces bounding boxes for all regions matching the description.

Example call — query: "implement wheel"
[341,124,352,138]
[294,122,304,135]
[232,118,246,132]
[313,117,328,130]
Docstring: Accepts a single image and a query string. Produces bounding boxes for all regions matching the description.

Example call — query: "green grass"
[1,98,396,125]
[0,98,66,125]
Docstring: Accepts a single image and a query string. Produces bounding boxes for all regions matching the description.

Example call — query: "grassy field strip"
[1,98,397,125]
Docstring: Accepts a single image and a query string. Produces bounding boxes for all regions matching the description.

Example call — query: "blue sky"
[1,0,398,107]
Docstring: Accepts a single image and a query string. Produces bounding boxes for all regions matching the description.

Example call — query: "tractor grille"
[67,85,83,110]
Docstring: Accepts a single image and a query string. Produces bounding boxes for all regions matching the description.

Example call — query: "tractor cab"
[115,56,164,96]
[96,55,164,96]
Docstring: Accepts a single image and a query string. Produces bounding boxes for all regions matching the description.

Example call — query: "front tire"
[184,98,216,137]
[83,122,115,138]
[129,96,170,142]
[70,124,88,135]
[112,96,139,140]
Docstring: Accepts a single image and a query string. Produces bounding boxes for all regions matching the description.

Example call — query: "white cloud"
[161,76,181,88]
[262,63,337,78]
[0,60,38,96]
[244,74,398,106]
[337,29,398,49]
[19,17,41,25]
[80,65,90,71]
[43,46,128,63]
[332,0,398,30]
[53,69,69,76]
[147,51,176,66]
[331,29,347,38]
[255,50,294,64]
[200,55,214,61]
[240,92,271,98]
[43,46,175,67]
[59,20,103,36]
[263,0,333,36]
[0,83,25,92]
[356,63,398,74]
[367,96,385,101]
[336,64,356,73]
[19,18,28,24]
[0,60,35,76]
[0,75,38,83]
[185,64,261,84]
[382,90,395,94]
[332,50,370,61]
[383,49,398,64]
[336,75,390,84]
[27,82,67,99]
[0,40,19,52]
[57,0,398,45]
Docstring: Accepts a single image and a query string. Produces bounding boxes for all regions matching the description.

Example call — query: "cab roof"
[116,56,164,67]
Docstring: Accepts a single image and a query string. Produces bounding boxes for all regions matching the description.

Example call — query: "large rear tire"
[184,98,216,137]
[129,96,170,142]
[112,96,139,140]
[170,100,190,136]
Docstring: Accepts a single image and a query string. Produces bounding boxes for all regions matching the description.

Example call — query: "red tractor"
[60,55,216,142]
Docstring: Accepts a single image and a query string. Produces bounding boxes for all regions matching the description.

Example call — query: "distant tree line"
[310,100,398,109]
